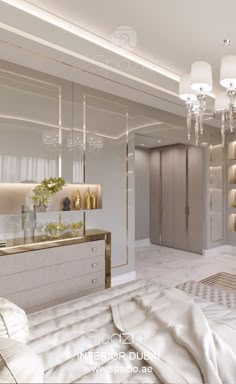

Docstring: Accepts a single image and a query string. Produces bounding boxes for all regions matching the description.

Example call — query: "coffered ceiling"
[0,0,234,130]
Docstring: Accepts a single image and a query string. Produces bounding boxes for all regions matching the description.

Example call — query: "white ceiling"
[135,134,178,149]
[26,0,236,89]
[0,0,231,135]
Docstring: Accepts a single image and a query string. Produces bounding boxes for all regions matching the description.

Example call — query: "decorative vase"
[21,205,36,230]
[90,193,97,209]
[85,188,91,210]
[21,205,36,243]
[73,189,82,210]
[71,228,83,237]
[35,204,47,213]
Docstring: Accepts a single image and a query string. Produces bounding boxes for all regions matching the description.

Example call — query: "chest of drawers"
[0,230,111,312]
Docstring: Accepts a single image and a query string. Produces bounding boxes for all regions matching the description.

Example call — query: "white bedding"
[112,287,236,384]
[27,279,236,383]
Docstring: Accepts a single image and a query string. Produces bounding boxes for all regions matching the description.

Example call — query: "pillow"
[0,298,29,344]
[0,337,44,383]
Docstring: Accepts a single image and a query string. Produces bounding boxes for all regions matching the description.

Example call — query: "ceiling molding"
[0,22,180,100]
[0,0,219,129]
[1,0,180,82]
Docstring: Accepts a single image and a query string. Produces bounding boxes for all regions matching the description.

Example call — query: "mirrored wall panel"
[0,69,61,182]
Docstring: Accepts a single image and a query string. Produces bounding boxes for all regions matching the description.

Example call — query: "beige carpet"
[201,273,236,294]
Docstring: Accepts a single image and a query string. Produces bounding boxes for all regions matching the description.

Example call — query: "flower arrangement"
[46,222,68,238]
[70,221,84,236]
[32,177,66,210]
[45,221,84,238]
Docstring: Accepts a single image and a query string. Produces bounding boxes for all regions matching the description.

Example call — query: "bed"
[23,277,236,384]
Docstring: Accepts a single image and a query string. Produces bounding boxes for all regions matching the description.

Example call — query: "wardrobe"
[150,144,203,254]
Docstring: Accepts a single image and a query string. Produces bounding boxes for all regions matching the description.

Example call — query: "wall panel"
[161,147,174,247]
[173,145,187,250]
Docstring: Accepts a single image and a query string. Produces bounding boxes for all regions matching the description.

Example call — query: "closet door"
[188,146,203,253]
[173,146,187,250]
[150,149,161,244]
[161,147,174,247]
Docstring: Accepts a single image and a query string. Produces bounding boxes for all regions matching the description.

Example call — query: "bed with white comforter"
[27,279,236,383]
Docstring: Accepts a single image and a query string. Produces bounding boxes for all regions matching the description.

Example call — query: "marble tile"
[135,244,236,287]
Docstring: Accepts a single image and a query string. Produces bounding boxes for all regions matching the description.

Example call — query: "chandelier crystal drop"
[87,133,104,151]
[42,130,59,148]
[66,131,83,150]
[179,55,236,146]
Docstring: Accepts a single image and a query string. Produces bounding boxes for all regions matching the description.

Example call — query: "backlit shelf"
[0,183,103,215]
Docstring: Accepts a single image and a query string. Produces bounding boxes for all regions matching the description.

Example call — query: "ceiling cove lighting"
[179,56,236,146]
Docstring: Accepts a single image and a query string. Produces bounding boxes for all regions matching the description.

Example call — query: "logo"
[86,330,144,346]
[112,26,137,50]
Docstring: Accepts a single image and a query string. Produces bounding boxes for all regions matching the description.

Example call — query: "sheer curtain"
[0,155,57,182]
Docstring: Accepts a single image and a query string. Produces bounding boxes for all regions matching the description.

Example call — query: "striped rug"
[201,272,236,294]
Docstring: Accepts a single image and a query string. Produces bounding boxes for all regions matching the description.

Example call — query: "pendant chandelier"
[179,55,236,146]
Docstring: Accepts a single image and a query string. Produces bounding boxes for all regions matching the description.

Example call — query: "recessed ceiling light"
[140,144,145,146]
[223,39,231,46]
[157,140,162,143]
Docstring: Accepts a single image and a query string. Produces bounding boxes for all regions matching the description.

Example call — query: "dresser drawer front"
[0,240,105,276]
[7,271,105,311]
[0,255,105,296]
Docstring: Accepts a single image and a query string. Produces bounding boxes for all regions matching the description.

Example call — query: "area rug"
[200,272,236,294]
[177,276,236,309]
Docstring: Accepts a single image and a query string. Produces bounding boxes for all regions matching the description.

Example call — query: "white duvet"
[112,287,236,384]
[28,279,236,383]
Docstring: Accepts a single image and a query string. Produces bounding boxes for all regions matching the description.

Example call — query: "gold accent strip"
[105,232,111,288]
[0,229,110,253]
[82,95,86,235]
[159,150,162,245]
[58,87,62,177]
[83,212,86,237]
[83,95,86,183]
[126,112,129,265]
[209,145,213,242]
[186,146,189,250]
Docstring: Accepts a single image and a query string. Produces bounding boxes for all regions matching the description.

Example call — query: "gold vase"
[90,193,97,209]
[85,188,91,210]
[73,189,82,210]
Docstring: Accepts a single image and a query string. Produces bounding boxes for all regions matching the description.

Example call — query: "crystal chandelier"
[179,56,236,146]
[87,133,104,151]
[66,131,83,150]
[42,130,59,148]
[67,131,104,151]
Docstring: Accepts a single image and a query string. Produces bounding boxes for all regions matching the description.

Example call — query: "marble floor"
[135,243,236,286]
